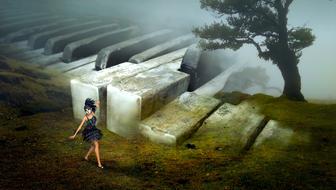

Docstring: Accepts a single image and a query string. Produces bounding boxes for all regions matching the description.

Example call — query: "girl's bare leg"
[85,144,95,160]
[93,140,102,167]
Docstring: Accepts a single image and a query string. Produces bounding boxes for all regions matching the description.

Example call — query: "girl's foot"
[98,165,104,169]
[84,157,89,161]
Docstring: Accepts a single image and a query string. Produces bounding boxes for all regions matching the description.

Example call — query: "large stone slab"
[70,48,187,122]
[44,23,119,55]
[62,26,137,63]
[139,92,221,145]
[128,34,195,63]
[70,62,133,122]
[253,120,294,149]
[28,20,101,49]
[195,101,268,151]
[95,29,174,70]
[106,61,189,137]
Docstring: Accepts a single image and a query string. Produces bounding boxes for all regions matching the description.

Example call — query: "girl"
[69,98,104,169]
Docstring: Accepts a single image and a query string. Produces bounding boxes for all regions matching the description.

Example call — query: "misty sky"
[67,0,336,99]
[11,0,336,99]
[244,0,336,100]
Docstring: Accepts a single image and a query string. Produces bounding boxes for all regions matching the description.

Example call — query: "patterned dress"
[82,115,103,142]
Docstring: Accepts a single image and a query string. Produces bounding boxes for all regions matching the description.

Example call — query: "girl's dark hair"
[84,98,96,113]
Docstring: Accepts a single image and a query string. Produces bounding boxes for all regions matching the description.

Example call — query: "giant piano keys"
[50,32,188,73]
[128,34,196,64]
[0,41,29,55]
[0,16,60,36]
[0,10,28,18]
[44,27,135,70]
[62,26,137,63]
[106,59,189,137]
[0,13,50,25]
[70,48,187,123]
[49,55,98,72]
[30,53,63,66]
[178,44,203,91]
[139,92,221,145]
[95,29,174,70]
[14,48,44,60]
[28,20,102,49]
[44,23,119,55]
[139,62,246,145]
[3,18,78,43]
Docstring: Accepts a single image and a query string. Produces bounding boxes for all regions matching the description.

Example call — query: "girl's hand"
[68,135,76,140]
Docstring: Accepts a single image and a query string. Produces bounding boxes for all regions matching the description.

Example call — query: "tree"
[193,0,315,101]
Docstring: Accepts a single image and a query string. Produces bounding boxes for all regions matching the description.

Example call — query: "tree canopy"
[193,0,315,101]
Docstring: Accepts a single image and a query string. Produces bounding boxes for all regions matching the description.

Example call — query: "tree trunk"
[277,54,306,101]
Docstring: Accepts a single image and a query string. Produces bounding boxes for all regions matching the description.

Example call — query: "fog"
[6,0,336,100]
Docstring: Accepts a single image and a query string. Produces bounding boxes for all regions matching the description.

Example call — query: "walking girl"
[69,98,104,168]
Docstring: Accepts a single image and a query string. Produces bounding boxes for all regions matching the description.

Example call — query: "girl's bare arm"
[69,116,87,139]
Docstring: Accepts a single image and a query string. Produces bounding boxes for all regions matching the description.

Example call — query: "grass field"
[0,56,335,189]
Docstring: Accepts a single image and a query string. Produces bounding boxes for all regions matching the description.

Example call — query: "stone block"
[139,92,220,145]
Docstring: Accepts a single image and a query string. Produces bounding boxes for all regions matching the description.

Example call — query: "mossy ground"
[0,57,335,189]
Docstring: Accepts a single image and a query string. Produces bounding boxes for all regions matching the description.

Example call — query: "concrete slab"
[95,29,174,70]
[28,20,101,49]
[69,48,187,122]
[3,18,77,43]
[62,26,137,63]
[139,92,220,145]
[44,23,119,55]
[129,34,195,63]
[106,61,189,137]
